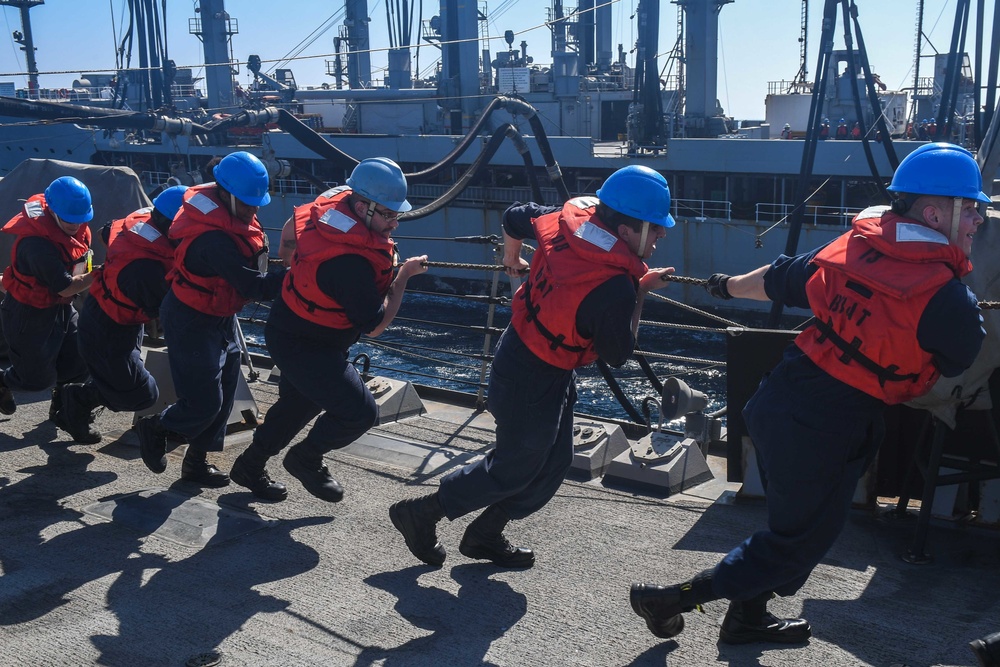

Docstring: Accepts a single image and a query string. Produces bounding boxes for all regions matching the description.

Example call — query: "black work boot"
[459,505,535,568]
[59,383,104,444]
[135,415,168,473]
[282,445,343,502]
[630,570,715,640]
[719,591,811,645]
[0,374,16,415]
[231,443,287,501]
[970,631,1000,667]
[181,449,231,487]
[50,385,66,427]
[389,491,447,566]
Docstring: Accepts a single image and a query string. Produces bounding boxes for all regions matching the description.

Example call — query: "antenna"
[789,0,809,93]
[1,0,44,97]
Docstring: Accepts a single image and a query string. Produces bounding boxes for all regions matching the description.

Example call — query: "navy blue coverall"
[437,202,640,521]
[710,248,984,602]
[158,231,284,454]
[248,253,385,461]
[77,239,170,411]
[1,237,88,392]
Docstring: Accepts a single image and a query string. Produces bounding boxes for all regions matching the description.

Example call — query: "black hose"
[596,359,646,424]
[275,108,359,170]
[633,345,664,395]
[524,111,570,201]
[400,122,521,220]
[406,97,505,181]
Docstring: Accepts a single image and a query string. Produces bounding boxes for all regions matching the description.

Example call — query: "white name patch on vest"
[188,192,219,215]
[896,222,948,245]
[574,220,616,252]
[568,196,600,209]
[130,220,162,242]
[24,200,44,218]
[320,185,351,199]
[319,208,358,233]
[856,205,889,221]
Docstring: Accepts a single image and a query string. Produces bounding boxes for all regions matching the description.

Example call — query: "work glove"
[705,273,733,300]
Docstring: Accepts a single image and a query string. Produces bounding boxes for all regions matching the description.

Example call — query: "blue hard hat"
[596,165,674,227]
[44,176,93,223]
[213,151,271,206]
[346,158,412,212]
[152,185,188,221]
[887,142,991,203]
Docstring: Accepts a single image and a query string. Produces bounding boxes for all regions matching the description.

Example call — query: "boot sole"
[458,540,535,568]
[180,471,231,488]
[136,422,167,474]
[389,504,446,567]
[629,587,686,640]
[231,462,288,501]
[282,453,343,502]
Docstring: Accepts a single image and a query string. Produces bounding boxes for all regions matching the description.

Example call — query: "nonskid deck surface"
[1,378,997,667]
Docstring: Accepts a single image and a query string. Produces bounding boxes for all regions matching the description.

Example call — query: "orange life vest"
[91,208,175,325]
[1,193,92,308]
[511,197,647,370]
[167,183,267,317]
[796,206,972,404]
[281,187,396,329]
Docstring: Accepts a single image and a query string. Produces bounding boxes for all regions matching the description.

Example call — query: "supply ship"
[1,2,1000,664]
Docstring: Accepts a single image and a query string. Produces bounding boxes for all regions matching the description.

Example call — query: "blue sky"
[0,1,993,119]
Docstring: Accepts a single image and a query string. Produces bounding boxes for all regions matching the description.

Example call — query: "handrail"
[755,202,860,227]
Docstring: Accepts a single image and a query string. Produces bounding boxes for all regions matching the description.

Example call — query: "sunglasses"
[374,206,399,220]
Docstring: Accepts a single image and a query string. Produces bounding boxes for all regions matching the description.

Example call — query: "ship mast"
[189,0,238,112]
[1,0,44,98]
[788,0,809,93]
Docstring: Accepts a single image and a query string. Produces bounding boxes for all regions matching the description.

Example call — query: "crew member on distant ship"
[0,176,97,424]
[389,165,675,568]
[818,118,830,140]
[850,122,861,139]
[57,186,187,445]
[835,117,849,139]
[230,158,426,502]
[630,143,987,646]
[780,123,791,140]
[134,152,285,487]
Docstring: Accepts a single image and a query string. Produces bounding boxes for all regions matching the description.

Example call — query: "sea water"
[239,292,731,425]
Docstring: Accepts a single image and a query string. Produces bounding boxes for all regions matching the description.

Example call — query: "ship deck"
[1,375,998,667]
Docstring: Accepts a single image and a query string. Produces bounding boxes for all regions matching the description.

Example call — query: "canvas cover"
[0,158,150,356]
[0,158,150,268]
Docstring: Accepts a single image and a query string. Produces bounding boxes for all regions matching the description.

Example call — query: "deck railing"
[755,202,859,227]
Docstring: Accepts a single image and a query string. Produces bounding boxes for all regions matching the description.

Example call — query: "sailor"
[134,152,285,486]
[389,165,675,568]
[835,117,848,140]
[0,176,97,422]
[850,121,861,139]
[818,118,830,140]
[630,143,988,645]
[780,123,791,140]
[229,157,427,502]
[57,186,187,444]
